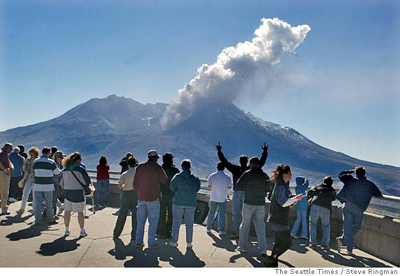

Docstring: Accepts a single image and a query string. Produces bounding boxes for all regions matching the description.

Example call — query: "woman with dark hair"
[265,164,304,267]
[61,152,91,237]
[96,156,110,208]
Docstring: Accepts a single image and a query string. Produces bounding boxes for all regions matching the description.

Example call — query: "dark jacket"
[217,149,268,191]
[161,165,180,194]
[307,183,336,211]
[170,170,201,207]
[236,167,270,206]
[119,158,129,174]
[268,178,292,226]
[337,170,382,211]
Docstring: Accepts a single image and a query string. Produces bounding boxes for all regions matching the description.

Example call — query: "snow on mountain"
[1,95,399,196]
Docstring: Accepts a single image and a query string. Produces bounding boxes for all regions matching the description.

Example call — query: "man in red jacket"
[133,150,167,249]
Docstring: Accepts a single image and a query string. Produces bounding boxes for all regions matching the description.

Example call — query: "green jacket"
[170,169,201,207]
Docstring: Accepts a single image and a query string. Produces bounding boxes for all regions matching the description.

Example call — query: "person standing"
[206,162,232,236]
[61,152,91,237]
[32,147,61,225]
[216,142,269,239]
[50,146,58,160]
[17,147,40,215]
[53,151,65,216]
[0,143,14,215]
[335,167,382,254]
[113,156,138,242]
[265,164,304,267]
[236,157,270,256]
[290,177,309,239]
[157,152,180,239]
[96,156,110,208]
[9,147,25,202]
[114,152,133,216]
[169,159,201,248]
[308,176,336,249]
[133,150,167,249]
[18,145,28,159]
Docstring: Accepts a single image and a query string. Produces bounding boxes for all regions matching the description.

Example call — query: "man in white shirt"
[206,162,232,235]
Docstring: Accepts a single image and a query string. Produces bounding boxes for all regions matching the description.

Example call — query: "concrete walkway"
[0,202,395,268]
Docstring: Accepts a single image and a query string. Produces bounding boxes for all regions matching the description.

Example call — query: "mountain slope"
[1,95,399,196]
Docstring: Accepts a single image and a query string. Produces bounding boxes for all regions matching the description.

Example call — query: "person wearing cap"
[0,143,14,215]
[9,146,25,202]
[157,152,180,239]
[307,176,336,249]
[17,147,40,215]
[133,150,168,249]
[113,156,138,241]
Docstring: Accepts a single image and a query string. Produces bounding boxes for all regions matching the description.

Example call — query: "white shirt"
[207,170,232,203]
[119,167,136,191]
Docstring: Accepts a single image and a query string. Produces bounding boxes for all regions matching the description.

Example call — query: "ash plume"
[161,18,311,129]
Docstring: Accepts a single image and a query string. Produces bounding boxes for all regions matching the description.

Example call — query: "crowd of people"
[0,141,383,267]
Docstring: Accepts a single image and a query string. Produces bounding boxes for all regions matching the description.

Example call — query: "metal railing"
[86,169,400,218]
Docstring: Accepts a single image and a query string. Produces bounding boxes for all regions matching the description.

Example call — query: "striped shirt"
[33,156,61,192]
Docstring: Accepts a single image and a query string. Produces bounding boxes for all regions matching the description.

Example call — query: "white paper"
[282,196,298,208]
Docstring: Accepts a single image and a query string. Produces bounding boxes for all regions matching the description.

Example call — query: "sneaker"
[309,244,317,249]
[237,246,247,253]
[291,234,298,239]
[148,244,158,250]
[219,231,226,236]
[336,238,342,253]
[48,220,58,225]
[261,251,267,257]
[8,197,17,203]
[169,242,178,248]
[347,250,354,256]
[34,222,41,226]
[300,236,308,240]
[322,245,330,250]
[113,210,119,216]
[230,233,239,239]
[187,243,193,249]
[264,256,278,267]
[135,243,145,248]
[57,206,65,216]
[1,209,10,215]
[80,229,88,237]
[16,209,25,215]
[64,229,71,237]
[206,229,211,234]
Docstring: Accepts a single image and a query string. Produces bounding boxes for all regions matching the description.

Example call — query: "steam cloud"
[161,18,311,129]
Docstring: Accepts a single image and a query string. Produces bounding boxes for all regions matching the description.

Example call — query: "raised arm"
[216,142,236,173]
[259,142,269,168]
[338,170,355,184]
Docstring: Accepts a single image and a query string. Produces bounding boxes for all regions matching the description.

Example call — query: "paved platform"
[0,202,395,268]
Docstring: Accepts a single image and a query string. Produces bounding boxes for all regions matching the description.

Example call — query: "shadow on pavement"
[0,213,35,226]
[37,236,82,256]
[109,238,205,267]
[314,247,391,267]
[6,224,57,241]
[207,232,237,252]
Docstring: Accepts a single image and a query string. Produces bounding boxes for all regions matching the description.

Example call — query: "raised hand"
[216,141,222,151]
[262,142,269,152]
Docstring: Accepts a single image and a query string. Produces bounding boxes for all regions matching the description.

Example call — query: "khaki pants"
[0,171,10,210]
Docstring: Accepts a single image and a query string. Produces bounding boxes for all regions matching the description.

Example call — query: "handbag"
[71,171,95,196]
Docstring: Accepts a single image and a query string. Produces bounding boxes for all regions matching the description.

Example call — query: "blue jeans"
[291,209,308,237]
[206,201,227,231]
[339,202,364,252]
[232,191,245,234]
[96,179,110,206]
[34,191,54,223]
[309,204,331,246]
[171,204,196,244]
[239,203,267,252]
[136,200,160,247]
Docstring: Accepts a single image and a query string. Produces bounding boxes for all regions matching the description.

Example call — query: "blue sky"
[1,0,399,166]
